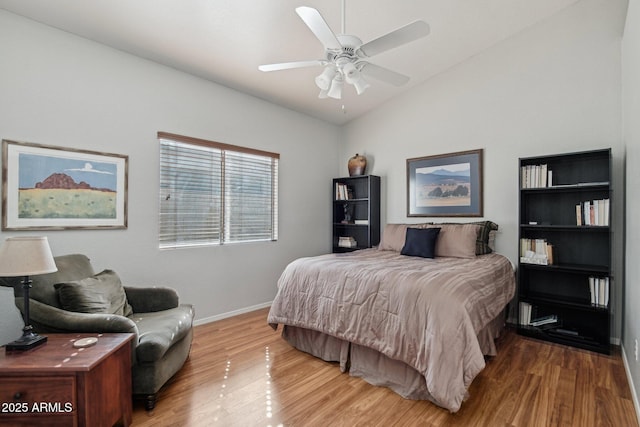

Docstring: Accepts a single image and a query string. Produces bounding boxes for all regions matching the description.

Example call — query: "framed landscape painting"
[406,149,483,217]
[2,140,128,230]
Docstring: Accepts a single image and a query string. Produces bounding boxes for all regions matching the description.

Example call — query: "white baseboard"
[622,343,640,424]
[193,301,272,326]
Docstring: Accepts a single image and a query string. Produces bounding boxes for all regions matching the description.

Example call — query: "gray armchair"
[0,254,194,410]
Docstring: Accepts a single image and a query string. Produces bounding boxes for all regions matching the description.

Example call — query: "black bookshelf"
[517,149,612,354]
[332,175,380,253]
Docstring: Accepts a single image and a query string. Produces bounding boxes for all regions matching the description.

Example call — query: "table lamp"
[0,236,57,351]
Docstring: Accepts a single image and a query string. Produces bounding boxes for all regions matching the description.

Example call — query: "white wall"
[0,10,340,324]
[342,0,626,336]
[623,0,640,413]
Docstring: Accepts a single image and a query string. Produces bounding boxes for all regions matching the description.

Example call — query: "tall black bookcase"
[332,175,380,253]
[517,149,612,354]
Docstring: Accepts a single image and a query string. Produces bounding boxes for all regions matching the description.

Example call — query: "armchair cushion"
[124,286,179,313]
[132,305,194,362]
[15,297,139,336]
[55,270,133,317]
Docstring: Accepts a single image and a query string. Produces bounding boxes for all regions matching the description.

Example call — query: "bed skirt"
[280,311,506,404]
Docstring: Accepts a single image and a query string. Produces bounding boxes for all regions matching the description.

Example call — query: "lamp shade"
[0,236,57,277]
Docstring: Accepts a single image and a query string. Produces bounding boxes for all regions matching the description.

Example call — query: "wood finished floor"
[132,308,639,427]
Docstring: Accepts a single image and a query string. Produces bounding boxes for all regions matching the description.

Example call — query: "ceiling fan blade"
[358,21,430,58]
[258,60,326,72]
[295,6,342,51]
[360,63,410,87]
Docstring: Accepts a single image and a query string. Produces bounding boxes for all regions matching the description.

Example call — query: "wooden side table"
[0,333,134,427]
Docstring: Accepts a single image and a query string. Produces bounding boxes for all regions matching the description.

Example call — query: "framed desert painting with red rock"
[2,139,128,230]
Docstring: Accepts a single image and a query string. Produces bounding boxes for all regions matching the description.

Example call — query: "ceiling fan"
[258,1,430,100]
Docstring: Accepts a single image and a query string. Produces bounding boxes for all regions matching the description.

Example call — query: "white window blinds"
[158,132,279,248]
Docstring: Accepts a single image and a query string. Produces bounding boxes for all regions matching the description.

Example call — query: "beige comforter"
[268,249,515,412]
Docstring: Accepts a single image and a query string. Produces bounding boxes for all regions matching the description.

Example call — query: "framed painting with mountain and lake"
[406,149,483,217]
[2,140,128,230]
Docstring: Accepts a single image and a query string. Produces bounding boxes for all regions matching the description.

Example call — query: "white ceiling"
[0,0,581,125]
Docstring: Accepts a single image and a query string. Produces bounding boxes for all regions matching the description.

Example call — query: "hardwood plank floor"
[132,308,639,427]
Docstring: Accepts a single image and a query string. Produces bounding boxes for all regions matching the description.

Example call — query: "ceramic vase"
[348,153,367,176]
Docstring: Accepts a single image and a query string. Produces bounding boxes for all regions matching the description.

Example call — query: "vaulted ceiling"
[0,0,581,124]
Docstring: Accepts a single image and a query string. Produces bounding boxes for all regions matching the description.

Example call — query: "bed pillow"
[471,221,499,254]
[378,223,433,251]
[426,223,480,258]
[433,221,499,255]
[55,269,133,317]
[488,230,497,252]
[378,224,411,251]
[400,227,440,258]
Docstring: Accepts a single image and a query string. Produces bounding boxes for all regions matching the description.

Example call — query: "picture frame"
[2,139,128,230]
[407,149,483,217]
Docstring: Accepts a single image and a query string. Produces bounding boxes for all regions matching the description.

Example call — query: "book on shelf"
[519,303,559,328]
[519,302,533,325]
[335,183,353,200]
[576,199,609,226]
[354,219,369,225]
[338,236,358,248]
[530,314,559,327]
[589,276,609,307]
[520,238,553,265]
[546,244,554,265]
[520,164,548,189]
[575,204,582,226]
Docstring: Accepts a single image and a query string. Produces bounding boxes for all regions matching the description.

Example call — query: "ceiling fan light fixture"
[342,61,359,81]
[327,75,344,99]
[343,61,369,95]
[352,74,370,95]
[315,66,337,90]
[258,3,429,102]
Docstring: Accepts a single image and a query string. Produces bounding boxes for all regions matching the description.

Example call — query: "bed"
[267,222,515,413]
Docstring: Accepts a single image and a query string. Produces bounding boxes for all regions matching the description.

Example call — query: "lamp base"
[5,332,47,352]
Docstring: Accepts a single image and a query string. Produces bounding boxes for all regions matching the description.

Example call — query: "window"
[158,132,279,248]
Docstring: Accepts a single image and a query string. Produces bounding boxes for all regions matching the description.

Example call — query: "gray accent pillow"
[55,270,133,317]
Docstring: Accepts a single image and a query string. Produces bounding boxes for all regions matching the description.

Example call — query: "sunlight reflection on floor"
[265,346,283,427]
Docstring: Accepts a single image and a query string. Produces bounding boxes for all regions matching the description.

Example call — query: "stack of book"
[519,302,533,325]
[576,199,610,226]
[589,276,610,307]
[335,183,353,200]
[338,236,357,248]
[519,238,554,265]
[530,314,558,327]
[519,302,559,327]
[520,164,550,188]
